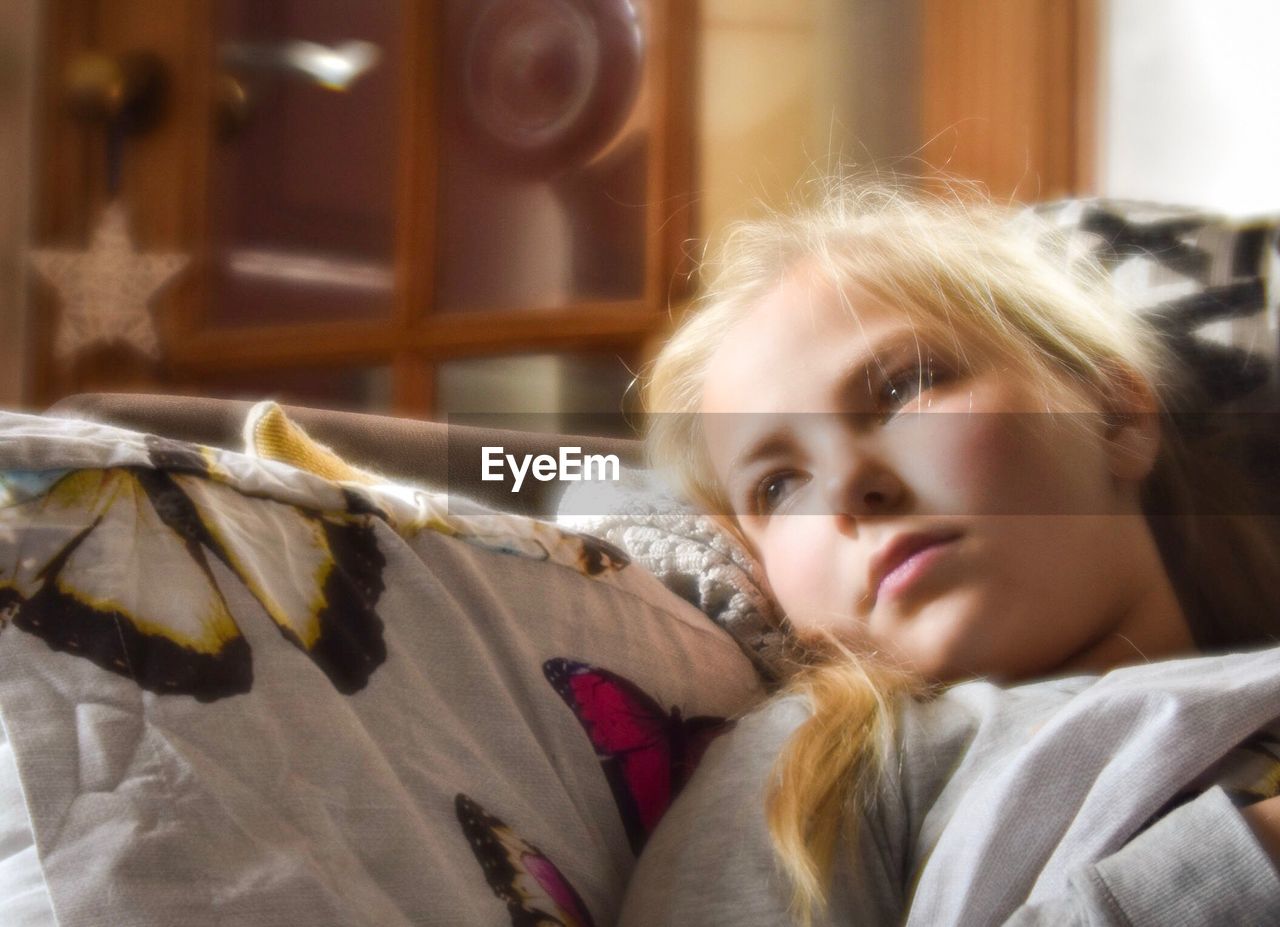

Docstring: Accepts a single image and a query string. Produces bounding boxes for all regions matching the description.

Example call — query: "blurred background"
[2,0,1279,428]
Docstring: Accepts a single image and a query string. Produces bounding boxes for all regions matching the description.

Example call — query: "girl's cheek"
[957,417,1033,513]
[891,412,1013,514]
[921,408,1057,515]
[762,523,832,623]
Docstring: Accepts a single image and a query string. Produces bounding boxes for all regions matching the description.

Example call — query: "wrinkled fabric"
[621,649,1280,927]
[0,411,764,927]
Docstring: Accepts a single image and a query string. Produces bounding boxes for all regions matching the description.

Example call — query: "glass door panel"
[435,0,650,312]
[206,0,403,327]
[438,351,638,435]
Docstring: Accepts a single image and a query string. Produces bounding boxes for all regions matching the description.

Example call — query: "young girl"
[619,187,1280,926]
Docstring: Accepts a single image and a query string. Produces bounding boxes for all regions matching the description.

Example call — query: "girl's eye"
[879,355,950,417]
[752,471,807,516]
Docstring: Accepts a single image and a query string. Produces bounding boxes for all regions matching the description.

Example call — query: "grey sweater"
[619,647,1280,926]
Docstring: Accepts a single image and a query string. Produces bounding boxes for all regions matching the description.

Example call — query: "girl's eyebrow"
[730,428,797,476]
[835,328,926,407]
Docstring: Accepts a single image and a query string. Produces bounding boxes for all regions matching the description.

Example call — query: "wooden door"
[919,0,1096,200]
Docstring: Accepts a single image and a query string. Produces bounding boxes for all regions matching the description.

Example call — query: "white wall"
[0,0,39,408]
[1100,0,1280,216]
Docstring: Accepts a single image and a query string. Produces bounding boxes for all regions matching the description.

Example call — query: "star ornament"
[30,200,188,360]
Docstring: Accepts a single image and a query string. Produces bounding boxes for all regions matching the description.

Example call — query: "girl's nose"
[826,460,906,522]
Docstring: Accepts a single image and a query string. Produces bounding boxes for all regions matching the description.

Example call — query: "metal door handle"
[219,40,381,91]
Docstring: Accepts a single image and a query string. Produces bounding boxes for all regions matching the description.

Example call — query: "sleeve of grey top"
[1003,786,1280,927]
[617,696,908,927]
[621,651,1280,927]
[903,649,1280,927]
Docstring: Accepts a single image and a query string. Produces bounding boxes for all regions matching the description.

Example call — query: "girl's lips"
[874,536,960,603]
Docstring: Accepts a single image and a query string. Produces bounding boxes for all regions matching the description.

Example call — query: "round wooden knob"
[64,50,167,133]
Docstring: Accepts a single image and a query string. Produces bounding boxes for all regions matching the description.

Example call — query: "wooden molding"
[920,0,1095,200]
[164,302,663,373]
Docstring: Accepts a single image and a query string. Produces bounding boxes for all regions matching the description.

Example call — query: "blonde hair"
[644,184,1280,925]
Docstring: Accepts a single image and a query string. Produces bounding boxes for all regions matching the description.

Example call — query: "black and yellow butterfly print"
[0,437,387,702]
[455,793,596,927]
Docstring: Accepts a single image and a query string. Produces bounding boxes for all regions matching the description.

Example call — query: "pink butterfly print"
[455,794,596,927]
[542,658,734,854]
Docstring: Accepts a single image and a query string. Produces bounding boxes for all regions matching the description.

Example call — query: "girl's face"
[700,269,1192,683]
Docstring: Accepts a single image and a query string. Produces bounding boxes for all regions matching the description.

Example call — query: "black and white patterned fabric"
[1033,199,1279,408]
